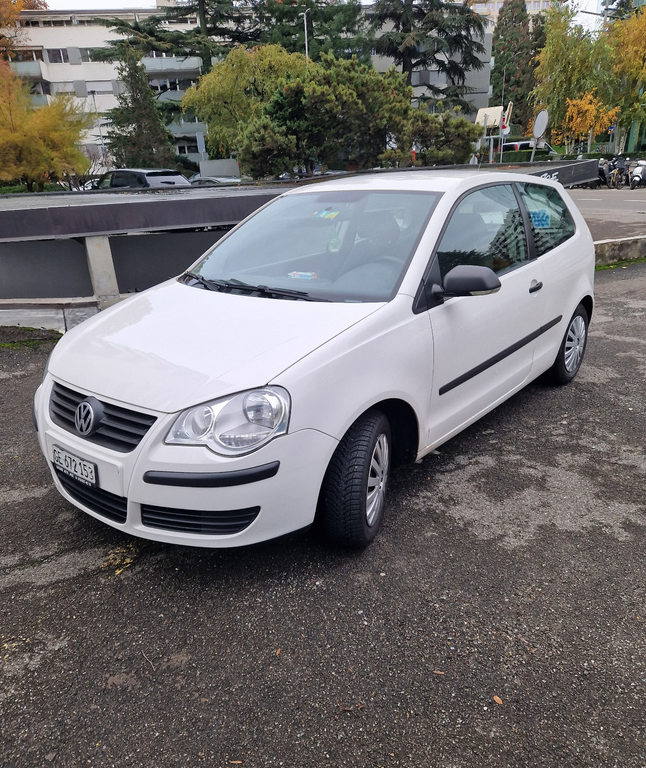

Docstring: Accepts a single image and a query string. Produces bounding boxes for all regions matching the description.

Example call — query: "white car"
[34,171,594,549]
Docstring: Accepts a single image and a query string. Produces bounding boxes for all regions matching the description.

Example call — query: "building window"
[46,48,69,63]
[149,77,181,92]
[80,48,99,62]
[10,49,44,62]
[86,81,114,95]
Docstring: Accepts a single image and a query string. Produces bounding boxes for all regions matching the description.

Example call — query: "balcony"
[11,60,44,78]
[142,55,202,75]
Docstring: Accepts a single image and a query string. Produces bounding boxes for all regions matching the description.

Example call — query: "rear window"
[145,171,186,178]
[517,183,575,256]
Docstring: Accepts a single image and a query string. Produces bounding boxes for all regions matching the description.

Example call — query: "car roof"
[285,169,561,196]
[109,168,185,175]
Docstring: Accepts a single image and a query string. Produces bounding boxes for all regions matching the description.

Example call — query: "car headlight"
[166,387,290,455]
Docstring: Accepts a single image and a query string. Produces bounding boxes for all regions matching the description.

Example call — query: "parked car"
[502,140,558,156]
[93,169,191,190]
[34,170,594,550]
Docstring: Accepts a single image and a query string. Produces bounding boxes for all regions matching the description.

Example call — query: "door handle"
[529,280,543,294]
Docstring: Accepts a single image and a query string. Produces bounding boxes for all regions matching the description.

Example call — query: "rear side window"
[517,183,575,256]
[436,184,528,277]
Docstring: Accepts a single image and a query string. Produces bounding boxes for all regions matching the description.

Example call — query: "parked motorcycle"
[608,156,630,189]
[630,159,646,189]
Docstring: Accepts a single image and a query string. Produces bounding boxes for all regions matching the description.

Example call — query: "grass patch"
[0,327,62,348]
[596,256,646,271]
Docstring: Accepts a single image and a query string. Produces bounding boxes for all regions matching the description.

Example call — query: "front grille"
[141,504,260,535]
[55,468,127,524]
[50,382,156,453]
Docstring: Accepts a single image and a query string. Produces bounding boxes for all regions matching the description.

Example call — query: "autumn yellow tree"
[0,61,91,190]
[565,91,619,152]
[607,11,646,133]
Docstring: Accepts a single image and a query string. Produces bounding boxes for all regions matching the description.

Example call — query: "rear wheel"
[321,410,391,548]
[549,304,589,385]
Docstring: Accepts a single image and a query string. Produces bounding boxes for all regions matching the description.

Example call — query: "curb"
[593,235,646,266]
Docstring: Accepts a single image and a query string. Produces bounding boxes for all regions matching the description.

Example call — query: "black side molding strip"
[439,315,563,396]
[143,461,280,488]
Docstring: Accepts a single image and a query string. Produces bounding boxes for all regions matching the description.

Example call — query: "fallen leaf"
[432,670,445,675]
[493,695,503,706]
[275,648,281,656]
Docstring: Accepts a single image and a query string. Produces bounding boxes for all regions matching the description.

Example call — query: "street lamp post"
[300,8,310,65]
[88,90,107,167]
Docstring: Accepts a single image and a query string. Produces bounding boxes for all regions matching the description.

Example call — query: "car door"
[515,181,580,373]
[423,183,546,446]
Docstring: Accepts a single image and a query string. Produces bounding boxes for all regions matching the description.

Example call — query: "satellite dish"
[533,109,549,139]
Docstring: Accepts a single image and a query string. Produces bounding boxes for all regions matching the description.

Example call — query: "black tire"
[321,410,391,548]
[549,304,589,385]
[631,178,637,190]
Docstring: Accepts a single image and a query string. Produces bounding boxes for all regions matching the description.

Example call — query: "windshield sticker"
[313,209,340,220]
[530,210,551,229]
[288,271,319,280]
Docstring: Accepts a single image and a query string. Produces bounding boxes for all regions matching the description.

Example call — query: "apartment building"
[11,4,206,166]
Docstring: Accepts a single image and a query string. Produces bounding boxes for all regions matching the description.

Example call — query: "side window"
[436,185,528,278]
[111,172,132,188]
[517,183,575,256]
[97,173,112,189]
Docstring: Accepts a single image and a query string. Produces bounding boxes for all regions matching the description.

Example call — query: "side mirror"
[434,265,501,300]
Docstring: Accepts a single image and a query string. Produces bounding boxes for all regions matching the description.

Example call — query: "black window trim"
[413,180,534,314]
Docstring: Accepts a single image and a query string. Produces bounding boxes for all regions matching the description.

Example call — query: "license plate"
[52,445,97,487]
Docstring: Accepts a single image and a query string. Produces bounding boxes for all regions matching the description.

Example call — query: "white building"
[11,3,206,167]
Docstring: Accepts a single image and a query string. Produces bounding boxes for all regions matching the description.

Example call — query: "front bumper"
[34,376,338,548]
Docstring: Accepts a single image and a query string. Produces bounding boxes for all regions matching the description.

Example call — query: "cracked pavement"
[1,263,645,768]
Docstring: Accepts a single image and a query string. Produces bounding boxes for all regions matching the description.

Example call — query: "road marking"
[577,198,602,201]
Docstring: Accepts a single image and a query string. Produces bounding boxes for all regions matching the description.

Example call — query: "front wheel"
[321,410,391,548]
[631,177,638,190]
[549,304,589,385]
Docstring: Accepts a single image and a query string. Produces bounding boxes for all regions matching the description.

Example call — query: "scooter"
[630,159,646,189]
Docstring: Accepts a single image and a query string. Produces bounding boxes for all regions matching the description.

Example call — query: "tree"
[370,0,485,109]
[182,44,308,158]
[97,0,260,76]
[105,47,176,167]
[253,0,372,63]
[532,6,602,147]
[490,0,535,130]
[607,10,646,134]
[565,91,619,151]
[236,52,480,178]
[0,60,90,190]
[381,108,481,166]
[260,55,414,173]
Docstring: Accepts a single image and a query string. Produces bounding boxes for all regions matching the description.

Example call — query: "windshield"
[187,189,441,302]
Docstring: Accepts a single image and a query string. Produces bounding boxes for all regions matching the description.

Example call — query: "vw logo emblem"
[75,401,96,436]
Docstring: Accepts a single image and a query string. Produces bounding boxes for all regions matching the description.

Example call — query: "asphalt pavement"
[1,263,645,768]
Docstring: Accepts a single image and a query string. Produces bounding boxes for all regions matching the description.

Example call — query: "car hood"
[49,280,384,413]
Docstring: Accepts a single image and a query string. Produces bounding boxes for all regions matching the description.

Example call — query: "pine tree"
[371,0,485,109]
[105,47,176,168]
[490,0,535,130]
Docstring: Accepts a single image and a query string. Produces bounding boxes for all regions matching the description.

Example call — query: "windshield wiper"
[188,273,319,300]
[181,271,234,291]
[182,273,326,301]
